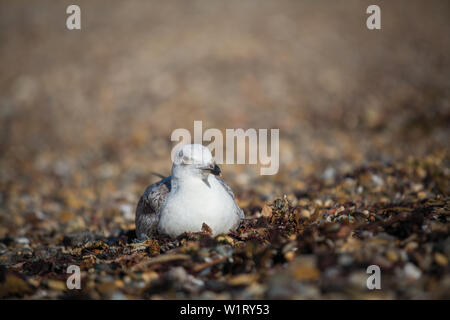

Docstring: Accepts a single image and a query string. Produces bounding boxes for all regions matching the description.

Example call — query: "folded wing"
[135,176,171,238]
[215,176,245,220]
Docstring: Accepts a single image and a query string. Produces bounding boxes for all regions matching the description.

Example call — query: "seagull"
[135,144,244,238]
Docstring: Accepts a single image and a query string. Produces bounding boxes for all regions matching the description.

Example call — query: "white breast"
[158,175,240,237]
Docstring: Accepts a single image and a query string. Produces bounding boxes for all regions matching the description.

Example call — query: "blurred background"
[0,0,449,236]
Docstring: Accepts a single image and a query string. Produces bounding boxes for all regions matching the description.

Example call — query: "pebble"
[120,204,134,221]
[403,263,422,280]
[434,253,448,267]
[323,167,335,180]
[16,237,30,245]
[261,204,273,217]
[299,209,311,219]
[46,280,66,291]
[386,249,398,262]
[371,174,384,187]
[65,216,86,233]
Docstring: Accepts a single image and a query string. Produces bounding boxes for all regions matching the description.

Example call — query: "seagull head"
[172,144,221,185]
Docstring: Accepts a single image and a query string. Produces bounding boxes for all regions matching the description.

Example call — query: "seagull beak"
[211,164,222,176]
[200,163,222,176]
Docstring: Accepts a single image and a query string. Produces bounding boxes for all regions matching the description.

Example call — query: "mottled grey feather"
[135,176,171,238]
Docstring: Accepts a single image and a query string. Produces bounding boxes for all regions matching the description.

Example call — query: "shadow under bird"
[135,144,244,238]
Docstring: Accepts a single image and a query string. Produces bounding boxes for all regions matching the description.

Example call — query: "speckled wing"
[135,176,171,238]
[215,176,245,220]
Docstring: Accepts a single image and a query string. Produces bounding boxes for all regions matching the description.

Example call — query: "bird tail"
[150,172,166,179]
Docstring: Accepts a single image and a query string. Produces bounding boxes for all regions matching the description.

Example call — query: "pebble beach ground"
[0,0,449,299]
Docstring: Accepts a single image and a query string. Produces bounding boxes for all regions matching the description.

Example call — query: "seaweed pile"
[1,155,448,299]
